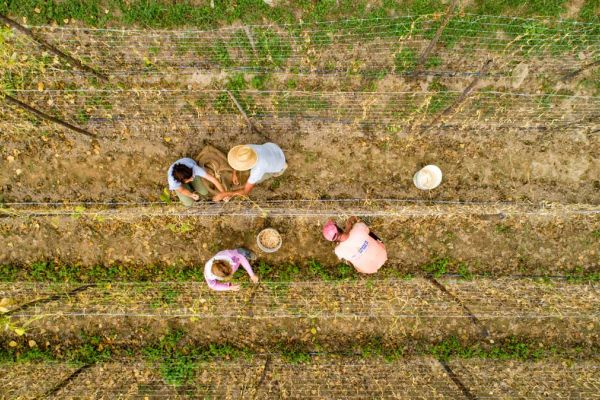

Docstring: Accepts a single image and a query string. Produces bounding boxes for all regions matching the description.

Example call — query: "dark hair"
[212,260,233,279]
[333,224,343,241]
[172,163,193,183]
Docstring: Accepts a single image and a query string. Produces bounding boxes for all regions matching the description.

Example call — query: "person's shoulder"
[334,243,344,258]
[194,164,207,176]
[180,157,197,165]
[265,142,283,151]
[351,222,369,233]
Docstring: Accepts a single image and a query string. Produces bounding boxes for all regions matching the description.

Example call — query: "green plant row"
[3,0,598,30]
[0,258,598,284]
[1,331,595,386]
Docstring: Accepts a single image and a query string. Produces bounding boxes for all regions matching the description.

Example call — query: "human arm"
[232,170,239,186]
[202,173,225,193]
[234,252,259,283]
[344,216,359,233]
[212,182,255,202]
[176,186,199,201]
[206,279,240,291]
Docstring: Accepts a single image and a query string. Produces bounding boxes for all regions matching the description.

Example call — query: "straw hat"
[413,165,443,190]
[228,145,258,171]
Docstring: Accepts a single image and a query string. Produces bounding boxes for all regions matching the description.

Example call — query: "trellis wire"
[6,14,598,79]
[9,358,596,398]
[3,278,598,319]
[5,89,599,134]
[1,199,598,219]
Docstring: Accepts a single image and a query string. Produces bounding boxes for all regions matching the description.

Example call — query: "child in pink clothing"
[322,217,387,274]
[204,248,259,291]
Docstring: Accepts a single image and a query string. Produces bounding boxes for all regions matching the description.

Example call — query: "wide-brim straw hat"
[228,145,258,171]
[413,165,443,190]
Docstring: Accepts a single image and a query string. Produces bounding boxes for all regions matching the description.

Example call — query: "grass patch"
[0,0,437,28]
[564,266,600,283]
[457,263,473,280]
[253,28,291,68]
[580,0,600,22]
[142,330,253,386]
[250,73,270,90]
[2,259,598,283]
[210,40,233,67]
[426,80,456,114]
[495,223,512,234]
[394,47,417,72]
[423,257,449,278]
[0,261,205,283]
[277,262,300,281]
[307,259,333,281]
[275,94,329,116]
[1,334,588,368]
[467,0,568,18]
[278,345,313,364]
[430,336,550,361]
[143,330,195,386]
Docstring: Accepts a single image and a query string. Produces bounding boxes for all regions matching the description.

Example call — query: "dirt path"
[1,111,598,204]
[1,203,598,274]
[3,278,598,353]
[3,357,598,399]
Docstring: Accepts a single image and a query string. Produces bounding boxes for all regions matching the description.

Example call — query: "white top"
[167,158,207,190]
[247,143,286,184]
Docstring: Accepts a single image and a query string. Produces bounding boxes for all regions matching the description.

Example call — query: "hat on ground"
[322,220,338,241]
[228,145,258,171]
[413,165,443,190]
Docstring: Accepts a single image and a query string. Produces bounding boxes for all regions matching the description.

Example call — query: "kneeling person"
[204,248,259,291]
[168,158,224,207]
[322,217,387,274]
[213,143,286,202]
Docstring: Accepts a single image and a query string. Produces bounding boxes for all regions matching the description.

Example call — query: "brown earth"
[1,111,599,205]
[3,279,598,352]
[0,204,598,274]
[4,357,598,399]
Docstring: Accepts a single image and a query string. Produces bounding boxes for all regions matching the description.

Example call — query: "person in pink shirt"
[204,248,259,291]
[322,217,387,274]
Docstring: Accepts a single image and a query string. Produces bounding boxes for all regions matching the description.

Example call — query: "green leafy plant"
[160,188,172,204]
[423,258,449,278]
[394,47,416,72]
[307,259,332,281]
[458,264,473,280]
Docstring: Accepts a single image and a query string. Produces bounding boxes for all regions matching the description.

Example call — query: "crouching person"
[204,248,259,291]
[212,143,287,202]
[168,158,225,207]
[322,217,387,274]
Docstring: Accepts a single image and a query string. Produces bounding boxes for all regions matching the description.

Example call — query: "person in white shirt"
[213,143,287,202]
[168,158,225,206]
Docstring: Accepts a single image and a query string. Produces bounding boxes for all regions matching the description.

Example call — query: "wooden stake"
[226,89,265,136]
[426,59,493,129]
[413,0,459,77]
[563,59,600,82]
[244,26,259,59]
[0,14,108,81]
[3,94,97,138]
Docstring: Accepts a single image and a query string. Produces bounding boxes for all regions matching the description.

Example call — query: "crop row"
[6,89,600,133]
[2,278,598,348]
[13,15,600,80]
[1,204,597,275]
[1,108,598,205]
[1,356,598,399]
